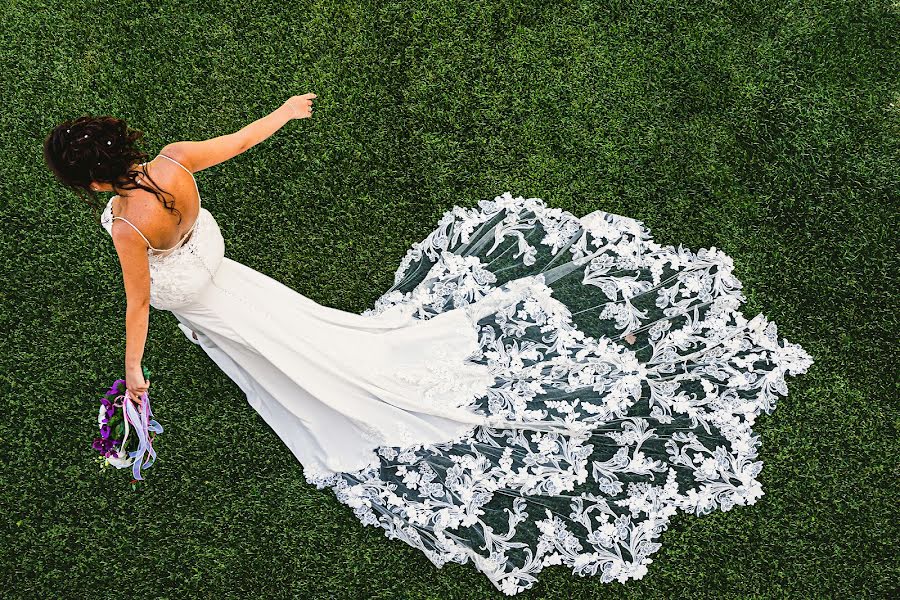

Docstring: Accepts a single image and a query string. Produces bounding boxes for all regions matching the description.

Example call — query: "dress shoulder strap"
[157,153,201,207]
[110,216,163,251]
[157,153,193,175]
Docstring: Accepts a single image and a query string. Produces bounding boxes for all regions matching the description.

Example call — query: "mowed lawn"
[1,1,897,598]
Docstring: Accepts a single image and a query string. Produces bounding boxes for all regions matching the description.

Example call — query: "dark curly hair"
[43,115,183,226]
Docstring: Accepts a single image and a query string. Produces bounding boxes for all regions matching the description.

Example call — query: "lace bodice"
[101,198,226,310]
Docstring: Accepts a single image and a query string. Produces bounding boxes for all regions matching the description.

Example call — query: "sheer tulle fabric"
[307,193,813,594]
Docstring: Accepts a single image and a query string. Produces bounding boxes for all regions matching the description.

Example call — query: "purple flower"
[104,438,124,457]
[92,434,122,456]
[100,424,111,439]
[105,405,115,419]
[106,379,126,396]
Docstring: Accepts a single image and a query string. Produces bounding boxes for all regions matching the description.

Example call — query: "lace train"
[301,193,814,595]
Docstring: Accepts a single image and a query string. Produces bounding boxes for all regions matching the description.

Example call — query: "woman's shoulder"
[111,159,186,236]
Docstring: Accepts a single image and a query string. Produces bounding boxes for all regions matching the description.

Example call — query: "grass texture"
[0,0,897,598]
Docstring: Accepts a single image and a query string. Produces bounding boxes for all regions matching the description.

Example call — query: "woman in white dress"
[44,94,814,595]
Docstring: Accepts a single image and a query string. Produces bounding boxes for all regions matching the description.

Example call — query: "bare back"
[109,154,202,255]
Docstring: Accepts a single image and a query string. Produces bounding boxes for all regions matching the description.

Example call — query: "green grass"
[1,0,897,597]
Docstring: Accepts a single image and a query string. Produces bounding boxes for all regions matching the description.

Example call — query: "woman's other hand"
[126,365,150,402]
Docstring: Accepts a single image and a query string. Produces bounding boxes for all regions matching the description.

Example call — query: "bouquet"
[92,366,163,482]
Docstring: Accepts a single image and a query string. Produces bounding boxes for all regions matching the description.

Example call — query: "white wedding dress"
[101,156,814,595]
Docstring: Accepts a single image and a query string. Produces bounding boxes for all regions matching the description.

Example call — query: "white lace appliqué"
[101,199,225,310]
[309,192,814,596]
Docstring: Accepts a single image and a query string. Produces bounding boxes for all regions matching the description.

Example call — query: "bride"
[44,94,814,595]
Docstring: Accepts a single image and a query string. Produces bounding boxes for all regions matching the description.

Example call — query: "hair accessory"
[84,134,89,138]
[66,128,71,133]
[107,140,112,145]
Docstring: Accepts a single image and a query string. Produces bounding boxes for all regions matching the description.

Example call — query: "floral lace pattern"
[391,344,497,408]
[310,192,814,595]
[101,199,225,310]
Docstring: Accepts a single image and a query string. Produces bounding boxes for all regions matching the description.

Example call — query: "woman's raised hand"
[284,93,317,119]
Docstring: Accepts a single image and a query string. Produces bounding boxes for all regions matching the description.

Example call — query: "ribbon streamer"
[115,389,164,480]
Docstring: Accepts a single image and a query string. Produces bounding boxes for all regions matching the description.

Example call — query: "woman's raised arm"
[160,93,316,173]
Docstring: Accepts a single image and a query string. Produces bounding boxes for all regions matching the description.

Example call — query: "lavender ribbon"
[120,390,164,480]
